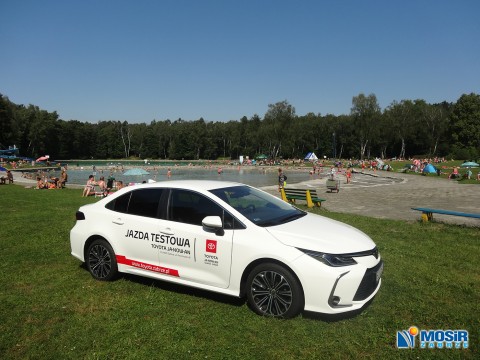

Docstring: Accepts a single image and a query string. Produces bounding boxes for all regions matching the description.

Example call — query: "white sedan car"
[70,180,383,318]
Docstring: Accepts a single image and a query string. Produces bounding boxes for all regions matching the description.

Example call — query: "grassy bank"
[0,185,478,359]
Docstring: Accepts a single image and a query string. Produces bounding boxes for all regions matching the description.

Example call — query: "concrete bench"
[411,207,480,222]
[281,188,326,208]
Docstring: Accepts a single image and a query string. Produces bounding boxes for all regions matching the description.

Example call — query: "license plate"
[376,262,384,282]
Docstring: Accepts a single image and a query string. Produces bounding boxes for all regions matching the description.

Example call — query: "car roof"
[135,179,245,191]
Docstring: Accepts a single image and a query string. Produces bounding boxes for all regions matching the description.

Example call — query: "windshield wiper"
[280,212,306,223]
[256,212,306,227]
[256,220,281,227]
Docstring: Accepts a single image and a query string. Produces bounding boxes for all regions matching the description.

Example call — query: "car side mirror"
[202,216,224,236]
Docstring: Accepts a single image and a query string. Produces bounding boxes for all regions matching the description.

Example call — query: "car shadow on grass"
[119,271,246,308]
[121,269,378,321]
[79,262,245,308]
[78,263,375,321]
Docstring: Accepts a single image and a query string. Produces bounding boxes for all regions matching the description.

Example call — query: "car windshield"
[209,185,306,227]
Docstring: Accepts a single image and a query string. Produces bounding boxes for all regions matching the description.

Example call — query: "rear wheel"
[246,263,304,318]
[86,239,118,281]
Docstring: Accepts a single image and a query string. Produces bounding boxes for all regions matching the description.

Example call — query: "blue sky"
[1,0,479,123]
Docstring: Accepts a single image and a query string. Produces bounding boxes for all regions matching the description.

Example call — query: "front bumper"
[295,255,383,314]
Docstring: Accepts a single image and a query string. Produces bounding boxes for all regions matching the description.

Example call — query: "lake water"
[48,166,318,188]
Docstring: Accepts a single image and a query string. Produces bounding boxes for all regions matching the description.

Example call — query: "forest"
[0,92,479,161]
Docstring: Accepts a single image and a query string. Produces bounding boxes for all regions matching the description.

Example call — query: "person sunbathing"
[36,177,46,189]
[57,170,68,188]
[82,175,96,197]
[97,176,107,197]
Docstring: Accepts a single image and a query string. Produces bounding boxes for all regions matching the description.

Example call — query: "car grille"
[353,260,383,301]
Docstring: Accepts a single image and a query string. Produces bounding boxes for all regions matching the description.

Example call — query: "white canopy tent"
[304,152,318,161]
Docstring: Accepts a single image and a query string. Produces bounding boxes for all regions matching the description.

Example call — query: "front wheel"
[86,239,118,281]
[246,263,304,318]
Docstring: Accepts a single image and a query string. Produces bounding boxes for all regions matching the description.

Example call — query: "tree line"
[0,92,479,161]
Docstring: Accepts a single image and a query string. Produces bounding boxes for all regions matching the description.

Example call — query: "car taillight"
[76,211,85,220]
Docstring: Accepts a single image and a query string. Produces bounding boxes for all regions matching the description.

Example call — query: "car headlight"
[298,248,357,267]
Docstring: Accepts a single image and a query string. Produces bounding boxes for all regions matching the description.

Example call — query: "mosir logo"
[397,326,469,349]
[206,239,217,253]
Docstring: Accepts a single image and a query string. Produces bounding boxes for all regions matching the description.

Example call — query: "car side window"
[169,189,237,229]
[105,192,130,213]
[128,189,164,218]
[105,189,164,218]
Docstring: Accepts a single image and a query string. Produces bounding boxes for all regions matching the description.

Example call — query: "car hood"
[266,213,376,254]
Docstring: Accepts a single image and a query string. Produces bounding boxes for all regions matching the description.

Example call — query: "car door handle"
[112,218,124,225]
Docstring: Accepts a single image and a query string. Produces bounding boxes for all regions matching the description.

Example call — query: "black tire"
[246,263,304,318]
[86,239,118,281]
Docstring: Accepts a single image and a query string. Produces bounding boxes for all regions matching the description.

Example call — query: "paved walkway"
[262,170,480,227]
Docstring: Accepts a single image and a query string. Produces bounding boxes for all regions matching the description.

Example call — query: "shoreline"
[10,162,325,189]
[8,168,479,227]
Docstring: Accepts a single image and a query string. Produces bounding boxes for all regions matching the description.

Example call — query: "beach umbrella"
[123,168,150,176]
[460,161,479,168]
[36,156,49,162]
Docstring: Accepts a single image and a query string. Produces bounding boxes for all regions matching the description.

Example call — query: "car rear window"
[105,188,165,218]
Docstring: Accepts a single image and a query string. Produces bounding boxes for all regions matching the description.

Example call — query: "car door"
[106,188,169,276]
[157,188,234,288]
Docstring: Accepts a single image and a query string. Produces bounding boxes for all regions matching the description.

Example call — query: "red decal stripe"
[116,255,179,277]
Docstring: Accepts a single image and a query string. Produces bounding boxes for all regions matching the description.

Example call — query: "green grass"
[0,185,478,359]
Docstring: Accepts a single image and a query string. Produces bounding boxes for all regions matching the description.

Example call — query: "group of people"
[82,175,122,197]
[461,167,480,180]
[448,166,480,180]
[35,169,68,189]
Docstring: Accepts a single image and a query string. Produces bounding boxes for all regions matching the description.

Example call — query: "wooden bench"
[411,207,480,222]
[281,188,326,208]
